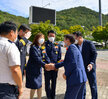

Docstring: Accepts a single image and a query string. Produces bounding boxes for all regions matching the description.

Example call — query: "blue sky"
[0,0,108,17]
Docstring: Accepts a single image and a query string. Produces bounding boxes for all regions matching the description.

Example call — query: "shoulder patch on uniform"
[20,39,26,46]
[8,40,13,43]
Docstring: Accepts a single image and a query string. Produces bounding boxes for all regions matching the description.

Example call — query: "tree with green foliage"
[29,20,63,41]
[30,22,87,42]
[69,25,85,36]
[61,29,70,34]
[92,23,108,48]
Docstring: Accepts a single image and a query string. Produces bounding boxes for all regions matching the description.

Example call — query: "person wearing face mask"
[15,24,31,77]
[26,33,51,99]
[44,30,61,99]
[73,31,98,99]
[46,34,87,99]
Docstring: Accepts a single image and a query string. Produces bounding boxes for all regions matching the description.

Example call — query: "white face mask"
[48,37,55,42]
[74,40,78,44]
[24,32,31,39]
[38,38,45,44]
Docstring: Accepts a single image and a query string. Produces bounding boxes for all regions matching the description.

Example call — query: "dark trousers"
[84,69,98,99]
[0,83,19,99]
[65,83,85,99]
[44,70,58,99]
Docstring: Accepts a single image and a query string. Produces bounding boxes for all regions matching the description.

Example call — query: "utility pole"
[99,0,102,26]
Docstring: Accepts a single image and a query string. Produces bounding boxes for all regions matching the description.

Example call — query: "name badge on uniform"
[56,51,58,54]
[43,55,45,58]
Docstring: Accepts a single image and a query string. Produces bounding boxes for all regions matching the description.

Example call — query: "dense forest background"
[0,6,108,31]
[0,6,108,48]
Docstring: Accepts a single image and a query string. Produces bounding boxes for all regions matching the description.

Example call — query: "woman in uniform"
[26,33,50,99]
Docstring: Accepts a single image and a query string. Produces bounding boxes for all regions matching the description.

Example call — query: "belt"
[0,83,19,96]
[0,83,16,87]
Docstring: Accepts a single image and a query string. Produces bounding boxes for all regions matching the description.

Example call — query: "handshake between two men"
[45,63,55,71]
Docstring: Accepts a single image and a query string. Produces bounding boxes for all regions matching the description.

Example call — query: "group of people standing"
[0,21,98,99]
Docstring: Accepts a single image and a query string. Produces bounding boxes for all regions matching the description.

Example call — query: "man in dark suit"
[46,34,87,99]
[73,31,98,99]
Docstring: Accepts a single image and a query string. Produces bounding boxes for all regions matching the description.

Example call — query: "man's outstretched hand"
[45,63,55,71]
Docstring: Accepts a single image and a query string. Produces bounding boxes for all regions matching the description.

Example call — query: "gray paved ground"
[21,50,108,99]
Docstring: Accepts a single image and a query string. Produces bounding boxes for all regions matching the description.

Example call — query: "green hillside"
[56,6,108,30]
[0,10,28,25]
[0,6,108,31]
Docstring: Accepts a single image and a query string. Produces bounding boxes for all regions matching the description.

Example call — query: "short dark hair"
[0,21,17,35]
[18,24,31,32]
[73,31,83,37]
[48,30,56,35]
[64,34,75,44]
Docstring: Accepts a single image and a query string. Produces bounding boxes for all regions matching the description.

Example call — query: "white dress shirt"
[78,41,83,52]
[0,37,20,85]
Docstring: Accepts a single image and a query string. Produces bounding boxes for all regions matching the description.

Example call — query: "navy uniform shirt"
[45,40,61,63]
[27,45,50,70]
[15,35,28,71]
